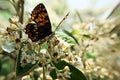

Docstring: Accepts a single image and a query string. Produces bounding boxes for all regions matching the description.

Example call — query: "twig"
[54,12,70,32]
[19,0,24,38]
[43,65,46,80]
[0,51,17,60]
[106,2,120,19]
[76,10,83,22]
[8,0,19,16]
[19,0,24,24]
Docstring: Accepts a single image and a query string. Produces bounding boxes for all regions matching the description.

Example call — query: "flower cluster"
[20,50,39,67]
[56,66,71,80]
[77,18,120,79]
[48,37,83,66]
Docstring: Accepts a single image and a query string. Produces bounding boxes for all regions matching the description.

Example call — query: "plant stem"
[54,12,70,32]
[43,65,46,80]
[9,0,19,16]
[19,0,24,24]
[18,0,24,38]
[76,10,83,23]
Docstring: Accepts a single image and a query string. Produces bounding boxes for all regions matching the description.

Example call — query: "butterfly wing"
[25,3,53,42]
[31,3,52,33]
[25,23,39,42]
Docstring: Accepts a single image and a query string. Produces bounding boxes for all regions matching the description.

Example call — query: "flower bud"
[9,16,19,24]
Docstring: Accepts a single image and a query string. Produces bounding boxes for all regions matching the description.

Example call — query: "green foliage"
[50,69,57,79]
[16,42,38,77]
[83,34,91,39]
[0,59,14,75]
[0,10,12,20]
[85,52,96,59]
[33,71,40,80]
[55,31,76,45]
[63,30,79,45]
[0,60,2,72]
[51,60,87,80]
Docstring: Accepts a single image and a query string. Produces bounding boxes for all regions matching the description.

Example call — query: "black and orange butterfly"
[25,3,69,44]
[25,3,54,44]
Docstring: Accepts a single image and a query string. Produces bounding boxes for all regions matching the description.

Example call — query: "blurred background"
[0,0,120,80]
[0,0,120,27]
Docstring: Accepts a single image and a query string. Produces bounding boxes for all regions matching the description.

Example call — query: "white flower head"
[20,51,39,67]
[86,23,98,35]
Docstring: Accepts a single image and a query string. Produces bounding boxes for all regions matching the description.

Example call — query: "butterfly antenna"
[54,12,70,32]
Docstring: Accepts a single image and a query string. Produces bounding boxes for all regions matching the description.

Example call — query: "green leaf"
[41,42,48,49]
[33,71,40,80]
[1,42,16,53]
[85,52,96,59]
[55,32,76,45]
[50,69,57,79]
[83,34,91,39]
[72,29,80,35]
[0,59,14,75]
[16,42,38,77]
[76,10,83,22]
[63,30,79,45]
[53,60,87,80]
[0,60,2,72]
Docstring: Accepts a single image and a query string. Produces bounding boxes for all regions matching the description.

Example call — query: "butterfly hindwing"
[26,23,39,42]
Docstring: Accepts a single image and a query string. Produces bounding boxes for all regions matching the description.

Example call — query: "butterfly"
[25,3,69,44]
[25,3,54,44]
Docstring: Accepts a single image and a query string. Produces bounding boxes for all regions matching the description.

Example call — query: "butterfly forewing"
[31,3,52,31]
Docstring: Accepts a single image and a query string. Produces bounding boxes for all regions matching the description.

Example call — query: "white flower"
[20,52,29,67]
[74,55,82,66]
[86,23,98,34]
[20,51,39,67]
[63,66,71,79]
[27,54,39,64]
[9,16,19,24]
